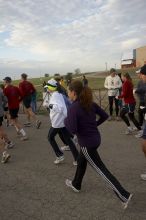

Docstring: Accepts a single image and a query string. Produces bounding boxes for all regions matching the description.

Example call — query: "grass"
[0,67,140,101]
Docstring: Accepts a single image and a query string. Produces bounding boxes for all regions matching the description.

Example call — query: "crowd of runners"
[1,64,146,209]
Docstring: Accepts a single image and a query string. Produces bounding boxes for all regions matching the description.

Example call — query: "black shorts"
[23,95,32,109]
[9,108,19,119]
[0,116,3,126]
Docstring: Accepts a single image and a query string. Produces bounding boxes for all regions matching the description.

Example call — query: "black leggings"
[120,108,141,130]
[48,127,79,160]
[72,147,130,202]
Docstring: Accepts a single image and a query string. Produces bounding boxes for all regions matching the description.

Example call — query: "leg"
[140,124,146,180]
[114,97,119,117]
[128,112,141,130]
[48,127,63,157]
[138,106,144,127]
[108,96,114,116]
[60,127,79,161]
[72,149,87,190]
[81,147,131,202]
[120,107,130,126]
[58,129,68,145]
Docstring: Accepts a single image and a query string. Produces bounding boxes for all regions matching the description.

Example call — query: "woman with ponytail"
[64,80,132,209]
[119,73,142,135]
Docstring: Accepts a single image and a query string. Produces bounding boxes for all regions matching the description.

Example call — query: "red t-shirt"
[19,80,36,98]
[119,80,135,104]
[4,85,21,109]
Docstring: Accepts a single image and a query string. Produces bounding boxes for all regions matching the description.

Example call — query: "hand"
[49,104,53,109]
[115,96,119,99]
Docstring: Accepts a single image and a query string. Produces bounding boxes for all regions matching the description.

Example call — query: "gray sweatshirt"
[0,88,7,117]
[135,80,146,105]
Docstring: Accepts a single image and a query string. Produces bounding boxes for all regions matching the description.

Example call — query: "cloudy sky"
[0,0,146,79]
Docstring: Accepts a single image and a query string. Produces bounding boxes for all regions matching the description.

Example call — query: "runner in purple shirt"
[64,80,132,209]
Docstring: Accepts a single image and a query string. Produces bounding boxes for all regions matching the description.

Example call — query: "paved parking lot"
[0,115,146,220]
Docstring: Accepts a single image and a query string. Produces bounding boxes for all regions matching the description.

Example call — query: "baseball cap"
[3,76,12,82]
[45,78,57,91]
[140,64,146,75]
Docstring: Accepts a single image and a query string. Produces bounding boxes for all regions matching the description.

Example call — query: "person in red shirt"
[118,73,141,135]
[19,73,41,129]
[3,77,28,141]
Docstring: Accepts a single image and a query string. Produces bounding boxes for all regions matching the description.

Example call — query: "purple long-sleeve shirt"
[64,100,109,148]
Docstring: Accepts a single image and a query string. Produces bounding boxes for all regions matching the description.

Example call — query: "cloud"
[0,0,146,78]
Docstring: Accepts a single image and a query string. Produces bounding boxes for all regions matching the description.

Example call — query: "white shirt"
[104,75,122,96]
[49,91,67,128]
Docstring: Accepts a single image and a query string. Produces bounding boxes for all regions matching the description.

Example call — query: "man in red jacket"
[19,73,41,129]
[3,77,28,141]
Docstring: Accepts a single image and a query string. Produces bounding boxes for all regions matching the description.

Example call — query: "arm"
[2,92,8,107]
[118,82,128,99]
[94,103,109,126]
[115,77,122,89]
[19,83,25,98]
[64,106,78,134]
[104,77,109,89]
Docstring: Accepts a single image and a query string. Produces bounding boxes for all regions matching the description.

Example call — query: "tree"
[44,73,49,77]
[74,68,81,75]
[65,72,73,85]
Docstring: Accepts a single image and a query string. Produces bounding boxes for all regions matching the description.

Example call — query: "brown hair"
[123,72,132,82]
[21,73,28,80]
[68,80,93,111]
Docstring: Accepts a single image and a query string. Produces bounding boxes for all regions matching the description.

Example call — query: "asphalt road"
[0,114,145,220]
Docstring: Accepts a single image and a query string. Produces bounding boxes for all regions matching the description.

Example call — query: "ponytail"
[68,80,93,112]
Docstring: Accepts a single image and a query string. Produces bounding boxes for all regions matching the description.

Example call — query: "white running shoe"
[125,127,133,135]
[65,179,80,192]
[135,130,143,138]
[5,141,15,149]
[122,194,133,209]
[140,173,146,180]
[132,126,138,131]
[54,156,64,164]
[73,161,78,166]
[1,152,11,163]
[61,145,70,151]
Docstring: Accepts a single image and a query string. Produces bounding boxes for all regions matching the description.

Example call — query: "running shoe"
[36,120,41,129]
[73,161,78,166]
[65,179,80,192]
[1,152,11,163]
[5,141,15,149]
[54,156,64,164]
[61,145,70,151]
[125,127,133,135]
[135,130,143,138]
[122,194,133,209]
[140,173,146,180]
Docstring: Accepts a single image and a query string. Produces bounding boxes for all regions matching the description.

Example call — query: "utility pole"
[105,62,108,71]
